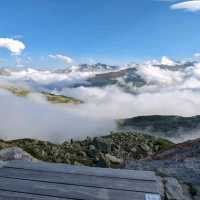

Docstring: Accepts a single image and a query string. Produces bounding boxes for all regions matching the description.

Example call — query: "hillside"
[118,115,200,139]
[0,132,173,168]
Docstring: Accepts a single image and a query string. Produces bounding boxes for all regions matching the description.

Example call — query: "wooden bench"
[0,160,161,200]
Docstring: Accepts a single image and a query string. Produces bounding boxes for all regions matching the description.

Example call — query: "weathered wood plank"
[0,177,147,200]
[5,160,156,181]
[0,168,158,193]
[0,189,71,200]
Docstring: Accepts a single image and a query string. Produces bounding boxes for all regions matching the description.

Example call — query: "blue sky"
[0,0,200,67]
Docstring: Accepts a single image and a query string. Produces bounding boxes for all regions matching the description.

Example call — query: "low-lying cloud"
[3,68,95,86]
[2,84,200,143]
[0,90,115,142]
[1,59,200,142]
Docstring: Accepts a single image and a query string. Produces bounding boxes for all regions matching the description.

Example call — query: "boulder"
[164,177,185,200]
[0,147,37,162]
[105,154,123,165]
[156,176,165,199]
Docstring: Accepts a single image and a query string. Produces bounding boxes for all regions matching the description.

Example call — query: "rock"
[78,151,87,157]
[131,147,137,153]
[94,137,112,153]
[89,145,96,151]
[156,176,165,199]
[164,177,185,200]
[74,161,84,166]
[140,143,151,152]
[0,147,37,162]
[96,153,110,168]
[105,154,123,165]
[88,145,97,158]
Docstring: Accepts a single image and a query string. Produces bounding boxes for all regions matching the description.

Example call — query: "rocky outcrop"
[126,138,200,200]
[164,177,185,200]
[156,176,194,200]
[0,147,37,161]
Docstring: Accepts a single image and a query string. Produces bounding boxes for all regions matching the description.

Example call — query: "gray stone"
[105,154,123,164]
[89,145,96,151]
[0,147,37,162]
[165,177,185,200]
[156,176,165,199]
[140,143,151,152]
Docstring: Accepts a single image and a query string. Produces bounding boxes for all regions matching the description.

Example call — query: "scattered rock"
[0,132,173,168]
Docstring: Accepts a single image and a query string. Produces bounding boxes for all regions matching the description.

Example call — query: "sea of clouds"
[1,58,200,142]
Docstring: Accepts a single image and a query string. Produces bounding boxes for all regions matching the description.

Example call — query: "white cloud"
[0,38,25,55]
[136,64,184,86]
[3,68,94,85]
[161,56,176,66]
[171,0,200,12]
[49,54,73,64]
[2,59,200,142]
[0,90,115,142]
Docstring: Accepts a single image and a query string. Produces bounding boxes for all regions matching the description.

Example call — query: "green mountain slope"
[118,115,200,138]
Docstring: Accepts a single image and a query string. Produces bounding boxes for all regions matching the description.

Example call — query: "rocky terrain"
[126,138,200,199]
[0,132,200,199]
[0,132,173,168]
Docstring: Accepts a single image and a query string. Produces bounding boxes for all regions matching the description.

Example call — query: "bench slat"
[0,168,158,193]
[0,177,147,200]
[0,190,71,200]
[5,160,156,181]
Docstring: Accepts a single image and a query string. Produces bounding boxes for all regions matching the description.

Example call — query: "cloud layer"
[0,38,25,55]
[0,90,115,142]
[1,59,200,142]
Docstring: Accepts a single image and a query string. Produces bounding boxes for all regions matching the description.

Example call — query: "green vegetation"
[0,132,174,168]
[118,115,200,137]
[42,92,82,104]
[0,85,82,104]
[0,85,30,96]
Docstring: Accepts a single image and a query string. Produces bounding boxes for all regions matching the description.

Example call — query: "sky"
[0,0,200,67]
